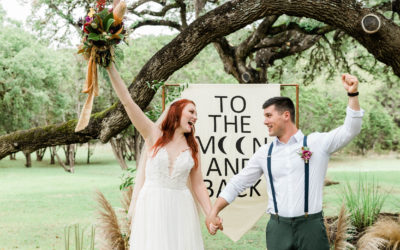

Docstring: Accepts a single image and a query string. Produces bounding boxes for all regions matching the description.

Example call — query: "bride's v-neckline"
[160,147,190,177]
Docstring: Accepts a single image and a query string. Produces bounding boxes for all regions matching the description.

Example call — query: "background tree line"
[0,0,399,169]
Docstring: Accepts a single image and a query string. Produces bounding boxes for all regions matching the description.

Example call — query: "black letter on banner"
[216,179,227,197]
[238,192,247,197]
[250,179,262,197]
[196,136,215,154]
[208,115,221,132]
[224,158,239,176]
[204,179,214,197]
[241,158,249,169]
[215,96,228,113]
[230,96,246,113]
[224,115,238,133]
[241,116,251,133]
[253,138,268,153]
[207,158,222,176]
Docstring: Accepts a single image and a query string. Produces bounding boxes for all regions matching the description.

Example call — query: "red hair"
[151,99,199,169]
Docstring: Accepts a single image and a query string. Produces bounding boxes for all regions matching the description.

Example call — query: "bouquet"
[75,0,127,132]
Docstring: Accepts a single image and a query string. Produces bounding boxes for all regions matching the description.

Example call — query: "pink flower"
[298,147,312,163]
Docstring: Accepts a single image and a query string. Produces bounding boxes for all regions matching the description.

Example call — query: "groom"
[206,74,363,249]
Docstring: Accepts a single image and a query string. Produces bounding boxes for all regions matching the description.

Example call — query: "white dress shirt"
[219,107,364,217]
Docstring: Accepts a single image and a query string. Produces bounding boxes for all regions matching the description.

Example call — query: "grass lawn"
[0,145,399,249]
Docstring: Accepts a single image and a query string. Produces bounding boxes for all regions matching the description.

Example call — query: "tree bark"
[9,153,16,160]
[63,144,76,166]
[110,138,129,170]
[87,141,92,164]
[35,148,46,161]
[68,144,75,173]
[49,146,56,165]
[54,150,72,173]
[0,0,399,159]
[24,151,32,168]
[132,128,145,162]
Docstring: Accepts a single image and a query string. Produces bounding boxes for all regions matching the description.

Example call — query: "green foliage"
[64,224,95,250]
[119,167,136,190]
[0,25,77,133]
[342,175,387,232]
[298,18,325,32]
[353,104,399,154]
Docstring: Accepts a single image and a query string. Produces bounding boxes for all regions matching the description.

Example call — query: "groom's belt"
[270,211,323,223]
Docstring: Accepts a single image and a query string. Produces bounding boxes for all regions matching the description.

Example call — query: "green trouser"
[266,211,330,250]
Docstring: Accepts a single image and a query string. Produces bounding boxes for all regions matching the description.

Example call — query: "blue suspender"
[267,135,309,217]
[303,135,309,216]
[267,143,278,216]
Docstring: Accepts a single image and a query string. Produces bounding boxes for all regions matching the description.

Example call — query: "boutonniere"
[298,146,312,163]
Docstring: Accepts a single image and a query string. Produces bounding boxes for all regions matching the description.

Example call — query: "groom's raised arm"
[320,74,364,155]
[206,146,265,234]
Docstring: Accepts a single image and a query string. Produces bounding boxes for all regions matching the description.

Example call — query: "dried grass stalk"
[357,217,400,250]
[95,190,125,250]
[334,204,355,250]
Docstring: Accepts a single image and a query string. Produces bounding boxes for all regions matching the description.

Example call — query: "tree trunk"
[62,144,77,166]
[132,128,145,163]
[110,138,129,170]
[35,148,46,161]
[0,0,399,159]
[68,144,75,173]
[63,145,70,165]
[9,153,16,160]
[87,141,91,164]
[24,151,32,168]
[49,146,56,165]
[54,150,72,173]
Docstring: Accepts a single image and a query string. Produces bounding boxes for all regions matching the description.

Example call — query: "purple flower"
[85,16,93,22]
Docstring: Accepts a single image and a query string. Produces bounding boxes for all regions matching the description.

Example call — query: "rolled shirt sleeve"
[219,145,266,203]
[322,106,364,155]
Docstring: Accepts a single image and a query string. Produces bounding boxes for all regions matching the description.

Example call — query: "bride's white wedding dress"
[130,147,204,250]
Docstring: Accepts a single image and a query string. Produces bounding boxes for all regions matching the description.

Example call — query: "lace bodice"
[144,147,194,190]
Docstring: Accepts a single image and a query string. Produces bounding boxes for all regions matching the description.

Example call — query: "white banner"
[180,84,280,241]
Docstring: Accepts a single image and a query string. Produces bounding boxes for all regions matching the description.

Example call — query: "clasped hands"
[205,214,223,235]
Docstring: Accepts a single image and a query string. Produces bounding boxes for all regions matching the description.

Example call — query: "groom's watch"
[348,92,359,97]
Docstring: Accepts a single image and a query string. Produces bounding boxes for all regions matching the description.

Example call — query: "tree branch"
[176,0,188,29]
[131,19,182,31]
[2,0,400,159]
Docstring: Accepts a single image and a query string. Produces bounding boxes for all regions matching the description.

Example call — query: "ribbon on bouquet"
[75,47,100,132]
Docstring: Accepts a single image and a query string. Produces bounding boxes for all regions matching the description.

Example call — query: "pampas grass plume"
[95,190,125,250]
[334,204,354,250]
[358,217,400,250]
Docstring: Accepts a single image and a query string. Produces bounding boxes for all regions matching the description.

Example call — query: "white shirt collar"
[274,130,304,146]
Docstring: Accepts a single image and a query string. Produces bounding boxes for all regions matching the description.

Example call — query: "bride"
[106,63,220,249]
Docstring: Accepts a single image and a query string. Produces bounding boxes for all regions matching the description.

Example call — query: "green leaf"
[103,12,114,30]
[86,25,96,34]
[98,9,109,20]
[88,33,100,41]
[105,18,115,32]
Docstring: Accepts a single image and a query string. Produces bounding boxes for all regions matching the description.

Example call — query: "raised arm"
[106,63,159,142]
[342,73,360,111]
[321,73,364,154]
